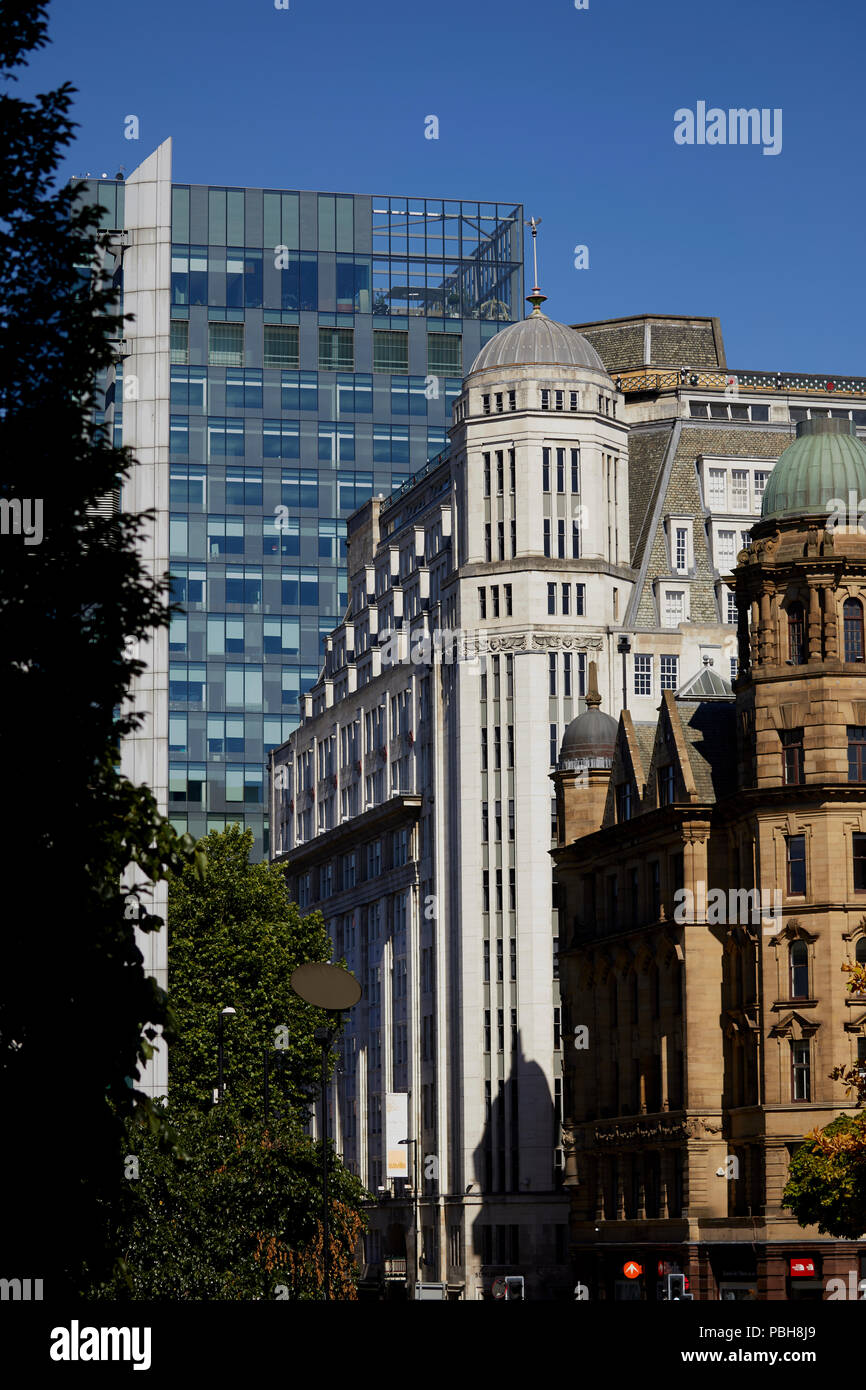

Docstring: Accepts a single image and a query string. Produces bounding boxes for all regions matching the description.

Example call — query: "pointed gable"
[602,711,650,827]
[643,691,697,811]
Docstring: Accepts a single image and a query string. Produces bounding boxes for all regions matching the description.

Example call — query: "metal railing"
[613,366,866,398]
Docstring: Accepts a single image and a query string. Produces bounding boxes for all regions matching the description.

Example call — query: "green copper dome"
[761,417,866,522]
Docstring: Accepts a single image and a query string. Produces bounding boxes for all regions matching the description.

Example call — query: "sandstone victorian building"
[553,418,866,1300]
[271,291,866,1298]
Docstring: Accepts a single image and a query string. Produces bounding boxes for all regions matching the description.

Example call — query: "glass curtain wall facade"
[75,176,523,857]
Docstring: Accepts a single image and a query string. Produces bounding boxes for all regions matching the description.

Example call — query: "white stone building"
[268,293,777,1298]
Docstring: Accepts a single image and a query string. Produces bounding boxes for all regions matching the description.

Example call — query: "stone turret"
[553,661,618,844]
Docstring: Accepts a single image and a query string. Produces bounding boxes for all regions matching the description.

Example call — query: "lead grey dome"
[559,705,618,763]
[469,312,607,375]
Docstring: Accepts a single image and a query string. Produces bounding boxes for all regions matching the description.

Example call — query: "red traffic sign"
[623,1261,642,1280]
[492,1276,507,1300]
[790,1258,815,1278]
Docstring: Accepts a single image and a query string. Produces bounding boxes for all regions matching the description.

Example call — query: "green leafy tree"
[100,1103,367,1300]
[0,2,198,1294]
[783,961,866,1240]
[94,827,369,1299]
[783,1115,866,1241]
[167,824,337,1116]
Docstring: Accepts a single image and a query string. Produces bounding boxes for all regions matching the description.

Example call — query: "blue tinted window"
[225,567,261,605]
[391,376,428,416]
[336,257,371,313]
[279,253,317,310]
[281,469,319,509]
[318,422,355,464]
[170,466,205,507]
[264,420,300,459]
[208,418,245,458]
[169,566,206,605]
[264,515,299,556]
[207,516,244,556]
[374,425,409,464]
[225,370,262,410]
[170,415,189,458]
[337,471,373,511]
[337,373,372,414]
[281,372,318,413]
[226,467,263,506]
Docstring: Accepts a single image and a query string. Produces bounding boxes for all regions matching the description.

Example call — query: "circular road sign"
[290,962,362,1011]
[492,1276,507,1300]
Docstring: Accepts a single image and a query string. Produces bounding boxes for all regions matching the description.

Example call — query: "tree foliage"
[97,1103,366,1300]
[93,827,369,1299]
[783,961,866,1240]
[0,1,198,1294]
[167,824,338,1117]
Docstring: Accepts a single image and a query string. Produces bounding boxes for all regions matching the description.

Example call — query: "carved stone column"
[751,599,761,668]
[800,583,822,664]
[769,590,780,665]
[759,592,772,665]
[824,585,838,659]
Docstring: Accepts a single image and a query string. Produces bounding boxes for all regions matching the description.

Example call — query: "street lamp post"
[399,1136,421,1295]
[617,635,631,711]
[216,1006,236,1103]
[290,962,362,1302]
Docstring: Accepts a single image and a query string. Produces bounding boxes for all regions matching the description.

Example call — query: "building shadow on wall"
[469,1032,565,1300]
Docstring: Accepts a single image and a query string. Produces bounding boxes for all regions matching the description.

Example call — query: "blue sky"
[22,0,866,372]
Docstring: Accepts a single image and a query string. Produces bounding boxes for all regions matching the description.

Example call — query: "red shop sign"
[790,1258,815,1278]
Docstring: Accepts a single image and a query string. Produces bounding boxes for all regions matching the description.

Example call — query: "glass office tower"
[74,157,523,859]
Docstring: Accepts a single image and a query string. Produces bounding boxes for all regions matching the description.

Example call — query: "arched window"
[790,940,809,999]
[844,598,865,663]
[788,602,805,664]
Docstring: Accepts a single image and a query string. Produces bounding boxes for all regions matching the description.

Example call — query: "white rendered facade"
[117,139,174,1097]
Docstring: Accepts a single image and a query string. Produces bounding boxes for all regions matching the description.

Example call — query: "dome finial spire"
[524,216,547,315]
[585,660,602,708]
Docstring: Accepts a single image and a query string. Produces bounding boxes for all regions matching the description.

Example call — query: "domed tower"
[732,417,866,790]
[448,286,631,669]
[553,661,618,843]
[727,417,866,1280]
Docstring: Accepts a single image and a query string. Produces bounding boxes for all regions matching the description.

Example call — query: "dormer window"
[666,517,692,575]
[616,782,633,822]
